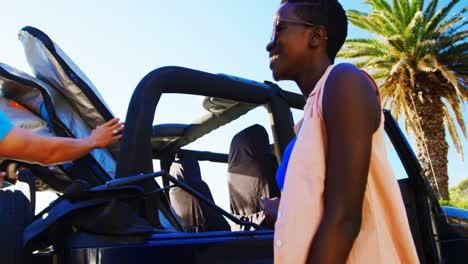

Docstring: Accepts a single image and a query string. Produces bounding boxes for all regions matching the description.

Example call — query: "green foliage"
[439,199,453,206]
[440,199,468,209]
[440,178,468,209]
[449,178,468,209]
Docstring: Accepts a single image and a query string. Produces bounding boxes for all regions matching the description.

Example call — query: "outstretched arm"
[0,118,123,166]
[307,64,381,263]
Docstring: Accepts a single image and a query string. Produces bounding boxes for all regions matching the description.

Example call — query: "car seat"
[227,124,280,230]
[169,154,230,232]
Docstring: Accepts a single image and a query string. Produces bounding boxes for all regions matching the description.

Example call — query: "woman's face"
[266,3,312,81]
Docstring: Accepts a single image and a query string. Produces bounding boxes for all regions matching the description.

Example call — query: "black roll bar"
[116,66,295,178]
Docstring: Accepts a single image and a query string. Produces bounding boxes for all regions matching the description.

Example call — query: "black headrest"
[228,124,273,168]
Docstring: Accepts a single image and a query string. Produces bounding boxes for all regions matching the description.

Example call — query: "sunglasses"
[270,17,327,44]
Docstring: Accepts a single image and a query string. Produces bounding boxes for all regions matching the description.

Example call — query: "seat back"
[169,154,230,232]
[227,124,280,229]
[0,170,36,264]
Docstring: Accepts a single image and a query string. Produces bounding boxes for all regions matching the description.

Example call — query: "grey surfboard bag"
[18,26,118,178]
[0,63,112,186]
[18,26,114,131]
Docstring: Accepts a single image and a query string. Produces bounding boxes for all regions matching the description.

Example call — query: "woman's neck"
[296,56,332,97]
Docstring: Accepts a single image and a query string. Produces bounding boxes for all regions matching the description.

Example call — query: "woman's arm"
[263,196,280,227]
[0,118,123,166]
[307,63,381,263]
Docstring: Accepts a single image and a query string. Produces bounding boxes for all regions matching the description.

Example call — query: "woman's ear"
[308,27,327,48]
[308,30,320,48]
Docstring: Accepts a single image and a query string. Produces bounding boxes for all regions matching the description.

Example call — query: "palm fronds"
[339,0,467,157]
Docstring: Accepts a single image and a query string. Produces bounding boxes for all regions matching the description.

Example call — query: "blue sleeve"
[0,111,13,141]
[275,137,297,191]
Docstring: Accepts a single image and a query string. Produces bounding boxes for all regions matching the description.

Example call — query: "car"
[1,26,467,264]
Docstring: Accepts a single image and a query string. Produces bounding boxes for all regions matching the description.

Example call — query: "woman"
[265,0,419,263]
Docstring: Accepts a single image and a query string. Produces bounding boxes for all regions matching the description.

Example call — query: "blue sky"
[0,0,465,209]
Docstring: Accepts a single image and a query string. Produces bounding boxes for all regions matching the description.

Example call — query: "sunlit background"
[0,0,465,212]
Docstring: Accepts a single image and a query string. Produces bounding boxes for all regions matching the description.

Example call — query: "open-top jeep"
[0,27,467,264]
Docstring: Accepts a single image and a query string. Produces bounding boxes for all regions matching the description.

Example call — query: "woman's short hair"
[280,0,347,62]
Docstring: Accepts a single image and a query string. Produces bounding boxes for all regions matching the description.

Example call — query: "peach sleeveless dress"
[273,64,419,263]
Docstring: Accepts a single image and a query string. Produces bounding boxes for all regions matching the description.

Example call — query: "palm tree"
[338,0,467,200]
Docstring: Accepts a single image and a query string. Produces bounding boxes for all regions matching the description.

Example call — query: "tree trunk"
[411,92,449,200]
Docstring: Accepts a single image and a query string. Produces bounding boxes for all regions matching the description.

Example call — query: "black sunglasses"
[270,17,327,44]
